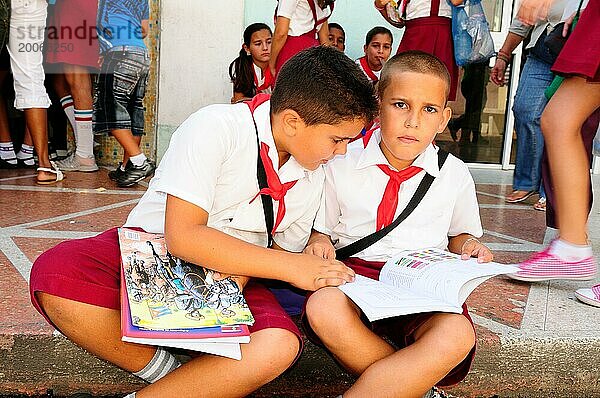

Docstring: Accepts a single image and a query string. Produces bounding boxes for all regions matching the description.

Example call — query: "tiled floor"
[1,165,599,397]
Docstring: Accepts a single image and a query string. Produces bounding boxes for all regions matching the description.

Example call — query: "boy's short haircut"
[365,26,393,46]
[328,22,345,36]
[271,46,378,126]
[377,50,451,100]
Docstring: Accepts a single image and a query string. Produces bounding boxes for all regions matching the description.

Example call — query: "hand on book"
[291,254,355,291]
[460,238,493,263]
[212,272,250,291]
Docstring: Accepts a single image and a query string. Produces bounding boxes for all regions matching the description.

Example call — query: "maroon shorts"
[302,257,476,387]
[399,17,458,101]
[551,0,600,82]
[29,228,303,348]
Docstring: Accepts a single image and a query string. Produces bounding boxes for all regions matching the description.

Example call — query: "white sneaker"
[56,153,99,172]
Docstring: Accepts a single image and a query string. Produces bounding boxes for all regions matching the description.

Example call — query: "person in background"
[355,26,393,86]
[229,23,273,104]
[328,22,345,52]
[270,0,335,76]
[375,0,463,101]
[94,0,154,187]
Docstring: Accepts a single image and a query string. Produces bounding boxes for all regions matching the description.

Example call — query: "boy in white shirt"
[355,26,393,85]
[29,47,378,398]
[303,51,493,398]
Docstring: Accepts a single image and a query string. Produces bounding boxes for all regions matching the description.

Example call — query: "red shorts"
[29,228,303,348]
[302,257,476,387]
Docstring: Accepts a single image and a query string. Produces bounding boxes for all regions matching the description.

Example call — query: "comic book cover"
[118,228,255,330]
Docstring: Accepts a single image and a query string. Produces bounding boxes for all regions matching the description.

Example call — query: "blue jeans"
[512,56,554,195]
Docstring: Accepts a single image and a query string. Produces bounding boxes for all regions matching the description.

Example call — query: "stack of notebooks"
[118,228,255,360]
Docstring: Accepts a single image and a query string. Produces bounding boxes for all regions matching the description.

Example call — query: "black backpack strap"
[335,149,449,260]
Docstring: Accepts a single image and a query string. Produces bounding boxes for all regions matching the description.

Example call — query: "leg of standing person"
[505,57,553,203]
[8,0,61,184]
[0,69,17,168]
[56,64,98,172]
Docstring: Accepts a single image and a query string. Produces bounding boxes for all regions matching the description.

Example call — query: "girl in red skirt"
[375,0,463,100]
[270,0,334,76]
[509,0,600,308]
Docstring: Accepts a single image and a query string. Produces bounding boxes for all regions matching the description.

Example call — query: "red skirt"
[552,0,600,82]
[275,30,319,75]
[398,16,458,100]
[45,0,100,69]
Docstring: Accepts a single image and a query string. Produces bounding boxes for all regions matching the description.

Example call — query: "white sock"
[133,347,181,383]
[17,144,35,165]
[74,109,94,159]
[123,394,136,398]
[60,95,76,134]
[0,141,17,164]
[549,239,593,262]
[130,152,147,167]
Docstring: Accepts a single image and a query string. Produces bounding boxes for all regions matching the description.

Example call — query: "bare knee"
[416,314,475,362]
[305,287,357,333]
[252,328,300,380]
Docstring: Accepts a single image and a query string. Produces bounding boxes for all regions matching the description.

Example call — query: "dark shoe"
[0,157,17,169]
[115,159,155,187]
[108,161,132,181]
[16,157,36,168]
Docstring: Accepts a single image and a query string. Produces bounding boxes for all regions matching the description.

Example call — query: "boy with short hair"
[328,22,346,52]
[94,0,154,187]
[303,51,492,398]
[30,46,378,398]
[356,26,393,85]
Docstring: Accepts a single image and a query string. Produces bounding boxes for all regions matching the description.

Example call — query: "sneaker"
[508,247,597,282]
[56,153,99,172]
[108,161,132,181]
[423,387,456,398]
[115,159,155,187]
[16,157,36,168]
[574,284,600,308]
[0,157,17,169]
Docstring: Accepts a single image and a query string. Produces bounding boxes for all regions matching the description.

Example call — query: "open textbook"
[338,248,518,322]
[118,228,254,359]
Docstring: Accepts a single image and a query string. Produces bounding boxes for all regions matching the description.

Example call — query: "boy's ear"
[438,106,453,134]
[280,109,303,137]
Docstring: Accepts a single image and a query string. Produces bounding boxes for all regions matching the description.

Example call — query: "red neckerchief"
[359,56,379,83]
[253,65,274,92]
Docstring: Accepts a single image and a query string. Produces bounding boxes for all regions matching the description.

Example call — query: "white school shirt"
[277,0,332,37]
[253,63,272,95]
[125,100,324,252]
[314,129,483,262]
[355,57,381,83]
[404,0,451,20]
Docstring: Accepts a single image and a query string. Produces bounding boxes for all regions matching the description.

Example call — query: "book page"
[379,248,517,306]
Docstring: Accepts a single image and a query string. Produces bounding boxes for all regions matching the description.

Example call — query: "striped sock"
[60,95,76,134]
[17,144,35,166]
[0,141,17,164]
[133,347,181,383]
[74,109,94,159]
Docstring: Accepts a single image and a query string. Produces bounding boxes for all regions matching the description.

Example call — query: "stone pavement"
[0,166,599,398]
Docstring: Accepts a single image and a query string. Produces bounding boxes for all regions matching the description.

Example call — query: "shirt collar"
[253,100,314,183]
[355,128,441,177]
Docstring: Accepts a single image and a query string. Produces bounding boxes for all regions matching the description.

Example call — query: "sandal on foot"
[574,284,600,308]
[505,190,536,203]
[36,162,65,185]
[533,197,546,211]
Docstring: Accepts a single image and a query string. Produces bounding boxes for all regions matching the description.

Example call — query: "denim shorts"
[93,46,150,136]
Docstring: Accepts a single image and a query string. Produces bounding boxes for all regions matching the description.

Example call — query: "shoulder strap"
[335,149,450,260]
[245,95,274,247]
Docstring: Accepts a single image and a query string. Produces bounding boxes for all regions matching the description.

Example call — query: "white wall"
[156,1,245,158]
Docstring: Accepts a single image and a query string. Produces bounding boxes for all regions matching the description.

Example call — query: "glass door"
[436,0,520,168]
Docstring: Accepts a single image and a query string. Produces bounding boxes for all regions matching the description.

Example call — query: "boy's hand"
[461,238,494,263]
[291,254,355,291]
[304,234,336,259]
[212,272,250,290]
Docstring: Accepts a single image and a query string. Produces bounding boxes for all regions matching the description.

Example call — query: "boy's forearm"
[165,223,304,283]
[270,17,290,72]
